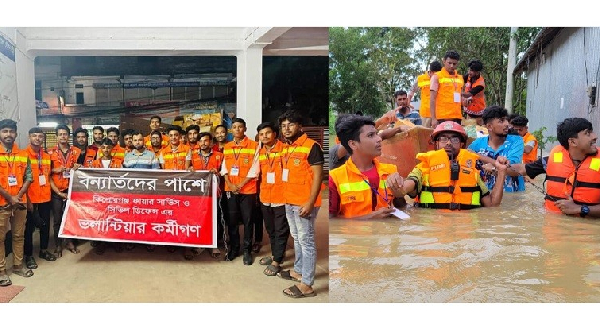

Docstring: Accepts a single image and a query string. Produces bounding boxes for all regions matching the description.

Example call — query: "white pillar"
[14,29,37,147]
[236,45,264,137]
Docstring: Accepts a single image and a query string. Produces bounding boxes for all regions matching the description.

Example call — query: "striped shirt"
[123,149,160,169]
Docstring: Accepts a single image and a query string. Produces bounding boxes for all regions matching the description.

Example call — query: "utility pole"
[505,27,518,114]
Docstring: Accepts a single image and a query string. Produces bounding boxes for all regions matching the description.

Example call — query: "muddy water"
[329,182,600,302]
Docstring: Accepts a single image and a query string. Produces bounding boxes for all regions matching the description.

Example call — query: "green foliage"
[532,126,558,157]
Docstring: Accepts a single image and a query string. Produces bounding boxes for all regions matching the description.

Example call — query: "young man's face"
[100,144,114,157]
[350,125,382,158]
[124,134,133,148]
[199,135,211,151]
[133,134,145,150]
[0,127,17,146]
[151,134,162,148]
[168,130,180,146]
[396,94,409,107]
[215,127,227,142]
[258,127,276,146]
[512,125,528,137]
[29,132,45,147]
[487,117,509,137]
[443,57,459,74]
[280,120,301,140]
[468,68,480,79]
[231,122,246,139]
[93,129,104,143]
[107,131,119,145]
[76,132,88,147]
[150,118,161,130]
[572,128,598,155]
[57,129,69,144]
[435,132,463,158]
[187,129,199,144]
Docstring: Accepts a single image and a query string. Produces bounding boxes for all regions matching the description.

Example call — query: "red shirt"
[329,165,380,217]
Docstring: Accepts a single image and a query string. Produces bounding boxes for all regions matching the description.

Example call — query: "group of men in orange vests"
[0,110,324,298]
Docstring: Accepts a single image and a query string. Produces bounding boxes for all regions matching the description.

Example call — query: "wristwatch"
[581,205,590,217]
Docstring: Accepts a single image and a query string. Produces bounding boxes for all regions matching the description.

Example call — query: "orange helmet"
[431,121,467,141]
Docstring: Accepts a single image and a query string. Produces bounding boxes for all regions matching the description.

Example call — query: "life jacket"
[144,134,169,149]
[464,75,486,115]
[191,149,223,171]
[281,133,322,207]
[91,158,123,168]
[330,157,397,218]
[545,145,600,212]
[258,140,286,205]
[82,146,98,168]
[522,132,539,164]
[0,144,29,206]
[417,72,432,118]
[223,136,258,194]
[434,67,464,120]
[97,145,126,163]
[416,149,482,210]
[25,145,52,204]
[160,144,191,170]
[49,145,82,192]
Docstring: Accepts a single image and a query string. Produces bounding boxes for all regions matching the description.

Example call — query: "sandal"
[26,256,38,269]
[0,274,11,287]
[259,256,273,266]
[264,264,281,276]
[252,242,262,253]
[283,285,316,298]
[277,270,301,283]
[39,250,57,261]
[66,241,80,254]
[12,267,34,278]
[54,245,63,258]
[210,248,221,259]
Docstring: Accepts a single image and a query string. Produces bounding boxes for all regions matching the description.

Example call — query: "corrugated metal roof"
[513,27,563,75]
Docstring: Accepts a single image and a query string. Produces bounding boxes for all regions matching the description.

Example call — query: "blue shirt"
[468,134,525,192]
[396,109,422,125]
[123,149,160,169]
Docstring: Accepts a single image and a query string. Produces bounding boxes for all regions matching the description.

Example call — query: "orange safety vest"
[25,145,51,204]
[0,144,29,206]
[415,149,482,210]
[544,145,600,212]
[464,75,486,115]
[282,133,322,207]
[97,145,126,163]
[223,136,258,194]
[144,134,169,149]
[330,157,396,218]
[191,149,223,171]
[258,140,286,205]
[160,144,190,170]
[522,132,538,164]
[417,73,432,118]
[91,158,123,168]
[434,67,464,120]
[82,146,98,168]
[49,145,82,192]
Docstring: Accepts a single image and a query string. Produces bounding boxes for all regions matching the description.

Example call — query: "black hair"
[256,122,279,137]
[429,60,442,72]
[186,125,200,134]
[557,118,594,150]
[92,126,104,133]
[231,118,247,128]
[179,127,186,135]
[131,130,142,137]
[215,124,227,132]
[335,114,376,156]
[150,115,162,123]
[0,119,17,131]
[468,59,483,72]
[28,127,44,135]
[394,90,408,98]
[166,125,181,134]
[199,132,213,140]
[100,137,114,146]
[444,50,460,61]
[482,105,509,125]
[354,111,364,116]
[121,128,135,138]
[278,110,303,126]
[55,124,70,136]
[510,115,529,127]
[150,130,162,138]
[74,127,89,138]
[106,127,120,136]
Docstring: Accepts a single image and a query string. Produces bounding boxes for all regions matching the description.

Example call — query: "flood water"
[329,180,600,302]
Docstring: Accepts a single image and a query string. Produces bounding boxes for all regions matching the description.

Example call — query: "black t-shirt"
[308,143,325,166]
[525,156,549,179]
[463,74,484,96]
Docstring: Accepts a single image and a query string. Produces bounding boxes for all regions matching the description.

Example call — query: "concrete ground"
[7,201,329,303]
